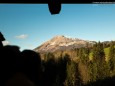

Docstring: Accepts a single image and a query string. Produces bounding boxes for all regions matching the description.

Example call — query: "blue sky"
[0,4,115,51]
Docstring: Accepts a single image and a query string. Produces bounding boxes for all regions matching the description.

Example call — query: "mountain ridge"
[34,35,96,53]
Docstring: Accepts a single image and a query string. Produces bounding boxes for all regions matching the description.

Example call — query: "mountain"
[34,35,96,53]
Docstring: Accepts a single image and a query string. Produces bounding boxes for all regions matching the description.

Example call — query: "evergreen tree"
[108,41,115,73]
[92,41,105,61]
[65,61,81,86]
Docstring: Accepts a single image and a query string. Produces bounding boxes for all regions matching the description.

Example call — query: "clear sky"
[0,4,115,51]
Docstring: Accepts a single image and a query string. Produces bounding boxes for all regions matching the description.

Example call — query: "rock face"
[34,35,95,53]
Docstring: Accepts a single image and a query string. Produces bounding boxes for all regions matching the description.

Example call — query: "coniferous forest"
[39,41,115,86]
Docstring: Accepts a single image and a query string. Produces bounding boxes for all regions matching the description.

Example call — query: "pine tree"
[108,41,115,72]
[65,61,81,86]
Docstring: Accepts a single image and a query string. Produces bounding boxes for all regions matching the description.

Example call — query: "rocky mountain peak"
[34,35,95,53]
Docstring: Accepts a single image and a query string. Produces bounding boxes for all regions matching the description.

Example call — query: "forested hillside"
[39,41,115,86]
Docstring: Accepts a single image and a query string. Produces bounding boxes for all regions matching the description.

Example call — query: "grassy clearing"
[104,47,110,61]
